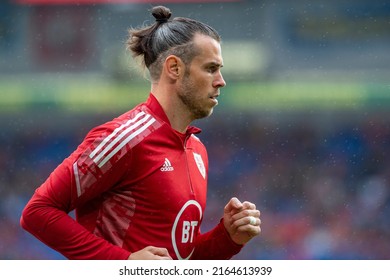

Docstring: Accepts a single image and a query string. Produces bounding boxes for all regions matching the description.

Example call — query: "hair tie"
[156,18,168,23]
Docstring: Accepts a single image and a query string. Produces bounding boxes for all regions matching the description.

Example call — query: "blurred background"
[0,0,389,260]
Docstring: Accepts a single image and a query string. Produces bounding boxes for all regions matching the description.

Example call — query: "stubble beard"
[178,74,214,121]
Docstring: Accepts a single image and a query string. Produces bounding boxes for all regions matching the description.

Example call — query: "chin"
[193,109,213,120]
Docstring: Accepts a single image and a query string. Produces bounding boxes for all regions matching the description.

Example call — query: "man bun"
[152,6,172,23]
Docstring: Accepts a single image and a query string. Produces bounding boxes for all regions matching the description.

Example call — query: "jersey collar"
[146,93,202,135]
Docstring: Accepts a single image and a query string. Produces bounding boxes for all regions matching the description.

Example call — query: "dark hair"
[127,6,221,80]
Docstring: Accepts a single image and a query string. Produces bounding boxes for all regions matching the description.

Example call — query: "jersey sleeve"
[20,124,133,260]
[190,219,243,260]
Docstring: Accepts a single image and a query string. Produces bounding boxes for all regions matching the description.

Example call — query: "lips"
[209,92,219,100]
[209,95,219,105]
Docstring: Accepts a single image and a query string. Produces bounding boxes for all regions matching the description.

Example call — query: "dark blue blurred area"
[200,111,390,259]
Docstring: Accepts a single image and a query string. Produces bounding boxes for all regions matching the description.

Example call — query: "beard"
[177,73,215,121]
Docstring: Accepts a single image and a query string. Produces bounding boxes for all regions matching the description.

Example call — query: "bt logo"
[171,200,202,260]
[181,220,198,243]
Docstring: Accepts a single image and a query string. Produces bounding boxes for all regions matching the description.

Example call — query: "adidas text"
[161,158,174,172]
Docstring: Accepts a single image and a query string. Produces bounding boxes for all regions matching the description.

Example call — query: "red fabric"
[21,94,242,260]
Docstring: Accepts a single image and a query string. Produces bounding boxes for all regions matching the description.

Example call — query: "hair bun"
[151,6,172,23]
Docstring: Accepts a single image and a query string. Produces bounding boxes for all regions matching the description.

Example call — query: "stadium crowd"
[0,109,389,259]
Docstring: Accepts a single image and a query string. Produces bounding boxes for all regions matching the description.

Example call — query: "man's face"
[177,33,226,120]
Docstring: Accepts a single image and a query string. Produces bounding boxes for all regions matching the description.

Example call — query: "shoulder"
[82,105,164,156]
[86,105,155,139]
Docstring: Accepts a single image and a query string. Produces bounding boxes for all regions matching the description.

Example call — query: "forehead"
[192,33,223,64]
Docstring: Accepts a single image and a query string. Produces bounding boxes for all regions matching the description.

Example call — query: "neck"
[151,83,192,134]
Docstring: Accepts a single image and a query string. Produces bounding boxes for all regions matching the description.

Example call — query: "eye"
[207,66,218,73]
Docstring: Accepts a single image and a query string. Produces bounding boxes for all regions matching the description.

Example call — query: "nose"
[213,71,226,88]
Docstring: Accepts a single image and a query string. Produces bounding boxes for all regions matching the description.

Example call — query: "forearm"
[191,219,243,260]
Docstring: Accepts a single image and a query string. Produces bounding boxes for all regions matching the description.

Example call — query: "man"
[20,5,261,260]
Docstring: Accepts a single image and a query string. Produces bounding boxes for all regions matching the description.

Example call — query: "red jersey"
[20,94,242,260]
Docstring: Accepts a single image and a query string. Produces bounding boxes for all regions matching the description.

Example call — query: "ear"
[164,55,184,80]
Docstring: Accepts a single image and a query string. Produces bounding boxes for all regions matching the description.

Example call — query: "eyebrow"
[206,61,224,68]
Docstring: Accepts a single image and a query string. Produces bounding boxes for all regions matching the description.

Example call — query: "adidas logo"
[160,158,174,172]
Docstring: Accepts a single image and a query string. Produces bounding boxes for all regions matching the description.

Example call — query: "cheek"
[183,70,211,95]
[194,73,212,89]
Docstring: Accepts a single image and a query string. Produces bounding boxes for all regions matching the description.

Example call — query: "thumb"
[149,246,171,257]
[224,197,243,214]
